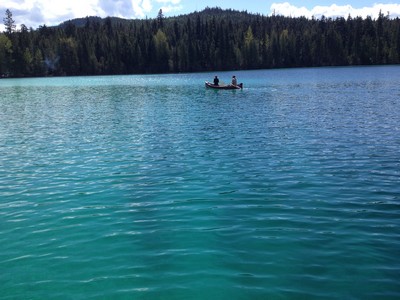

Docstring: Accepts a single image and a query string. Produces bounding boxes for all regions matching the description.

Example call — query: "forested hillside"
[1,7,399,77]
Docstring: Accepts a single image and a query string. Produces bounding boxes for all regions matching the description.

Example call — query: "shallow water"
[1,66,400,299]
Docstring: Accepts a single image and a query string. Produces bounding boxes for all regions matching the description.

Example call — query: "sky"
[1,0,400,32]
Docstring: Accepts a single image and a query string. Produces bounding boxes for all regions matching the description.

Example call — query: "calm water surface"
[1,66,400,299]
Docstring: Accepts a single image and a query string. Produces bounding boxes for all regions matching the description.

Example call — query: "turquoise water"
[1,66,399,299]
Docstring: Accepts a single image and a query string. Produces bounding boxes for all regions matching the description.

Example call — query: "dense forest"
[1,7,399,77]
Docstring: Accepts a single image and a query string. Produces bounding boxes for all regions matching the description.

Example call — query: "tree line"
[1,7,399,77]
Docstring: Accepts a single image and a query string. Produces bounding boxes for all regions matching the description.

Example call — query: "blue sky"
[180,1,393,16]
[1,1,400,31]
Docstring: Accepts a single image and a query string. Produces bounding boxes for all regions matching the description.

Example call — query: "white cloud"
[2,1,400,32]
[156,0,181,4]
[0,0,159,31]
[131,0,153,18]
[159,4,183,14]
[155,0,182,14]
[0,0,104,30]
[270,2,400,19]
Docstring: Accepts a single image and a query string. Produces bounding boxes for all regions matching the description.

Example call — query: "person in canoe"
[205,75,242,89]
[231,75,237,86]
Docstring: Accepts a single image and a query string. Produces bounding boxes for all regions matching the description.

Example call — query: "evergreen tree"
[0,33,12,75]
[3,9,16,36]
[2,7,400,77]
[157,9,164,29]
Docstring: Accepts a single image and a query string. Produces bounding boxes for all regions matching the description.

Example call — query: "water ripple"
[1,67,400,299]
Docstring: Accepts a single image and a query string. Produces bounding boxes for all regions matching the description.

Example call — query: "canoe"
[205,81,243,90]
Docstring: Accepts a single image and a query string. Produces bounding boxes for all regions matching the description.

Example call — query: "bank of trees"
[1,7,399,77]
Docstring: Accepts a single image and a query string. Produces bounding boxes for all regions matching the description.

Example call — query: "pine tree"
[157,9,164,29]
[2,7,400,77]
[0,33,12,75]
[3,9,16,36]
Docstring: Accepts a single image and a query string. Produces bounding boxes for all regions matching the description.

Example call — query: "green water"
[1,66,400,299]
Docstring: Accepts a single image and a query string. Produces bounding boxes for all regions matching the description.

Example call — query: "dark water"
[1,66,399,299]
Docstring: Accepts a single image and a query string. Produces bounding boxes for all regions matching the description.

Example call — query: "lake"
[1,66,399,299]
